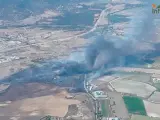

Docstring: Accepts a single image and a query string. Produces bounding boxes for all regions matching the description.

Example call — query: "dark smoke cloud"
[85,36,121,69]
[84,34,155,70]
[1,0,160,89]
[84,0,160,70]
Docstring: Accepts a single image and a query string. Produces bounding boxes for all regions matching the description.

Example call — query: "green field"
[123,96,147,115]
[154,83,160,91]
[101,100,109,117]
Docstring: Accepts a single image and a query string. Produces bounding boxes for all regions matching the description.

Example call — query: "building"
[92,90,108,99]
[107,117,120,120]
[65,95,74,99]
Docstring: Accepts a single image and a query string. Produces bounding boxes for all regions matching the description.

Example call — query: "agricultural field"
[100,99,109,117]
[143,100,160,118]
[131,115,160,120]
[113,73,151,83]
[148,91,160,103]
[110,79,156,98]
[153,83,160,91]
[123,96,147,116]
[125,74,151,84]
[111,73,153,86]
[108,92,129,119]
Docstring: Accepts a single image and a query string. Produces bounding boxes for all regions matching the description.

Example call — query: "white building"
[106,117,120,120]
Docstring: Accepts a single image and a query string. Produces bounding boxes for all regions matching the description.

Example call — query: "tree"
[40,115,53,120]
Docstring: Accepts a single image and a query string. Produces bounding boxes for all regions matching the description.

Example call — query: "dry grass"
[0,94,80,117]
[131,115,160,120]
[148,91,160,103]
[144,100,160,118]
[112,67,160,74]
[0,83,80,118]
[19,95,80,117]
[110,80,156,98]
